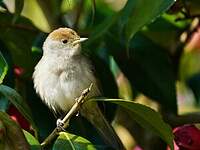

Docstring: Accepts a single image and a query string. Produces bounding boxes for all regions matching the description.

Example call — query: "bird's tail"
[81,101,125,150]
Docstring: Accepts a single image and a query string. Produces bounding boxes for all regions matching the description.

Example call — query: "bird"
[33,27,124,150]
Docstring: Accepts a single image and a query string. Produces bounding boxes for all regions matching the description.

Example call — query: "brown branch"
[41,83,93,148]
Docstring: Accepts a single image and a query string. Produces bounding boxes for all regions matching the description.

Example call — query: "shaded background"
[0,0,200,149]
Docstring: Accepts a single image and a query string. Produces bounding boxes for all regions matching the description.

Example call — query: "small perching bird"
[33,28,124,149]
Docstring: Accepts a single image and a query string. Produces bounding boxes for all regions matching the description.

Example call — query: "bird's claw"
[56,119,66,132]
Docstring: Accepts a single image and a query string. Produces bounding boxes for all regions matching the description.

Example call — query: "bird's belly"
[58,73,92,111]
[34,72,68,112]
[33,58,98,113]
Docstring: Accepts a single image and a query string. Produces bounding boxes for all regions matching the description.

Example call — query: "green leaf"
[0,96,9,111]
[86,14,119,46]
[0,85,37,130]
[143,17,183,50]
[23,130,41,150]
[91,99,174,150]
[13,0,24,23]
[0,52,8,84]
[0,12,39,77]
[107,33,177,112]
[53,132,97,150]
[122,0,175,43]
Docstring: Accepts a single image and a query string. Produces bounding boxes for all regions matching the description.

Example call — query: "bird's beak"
[73,38,88,45]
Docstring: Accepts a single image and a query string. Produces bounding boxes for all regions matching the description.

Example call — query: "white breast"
[33,55,100,113]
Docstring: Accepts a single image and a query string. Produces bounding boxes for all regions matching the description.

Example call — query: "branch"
[41,83,93,148]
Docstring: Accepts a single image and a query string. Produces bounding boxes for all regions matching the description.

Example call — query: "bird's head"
[43,27,87,57]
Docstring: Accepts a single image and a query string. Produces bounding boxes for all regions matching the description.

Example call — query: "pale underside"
[33,53,100,114]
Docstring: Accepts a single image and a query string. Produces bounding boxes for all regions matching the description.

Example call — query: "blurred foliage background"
[0,0,200,150]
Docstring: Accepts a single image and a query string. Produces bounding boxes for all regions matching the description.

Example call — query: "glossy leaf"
[23,130,41,150]
[90,99,174,150]
[122,0,175,43]
[53,132,97,150]
[0,85,37,130]
[0,52,8,84]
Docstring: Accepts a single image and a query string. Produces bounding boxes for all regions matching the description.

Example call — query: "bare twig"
[41,83,93,148]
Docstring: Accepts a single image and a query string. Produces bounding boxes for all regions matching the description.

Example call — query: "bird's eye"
[62,39,68,44]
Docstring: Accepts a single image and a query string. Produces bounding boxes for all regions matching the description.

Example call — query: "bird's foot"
[56,119,66,132]
[75,98,78,103]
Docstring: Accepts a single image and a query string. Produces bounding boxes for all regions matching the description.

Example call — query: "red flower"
[168,124,200,150]
[14,66,24,77]
[8,105,30,131]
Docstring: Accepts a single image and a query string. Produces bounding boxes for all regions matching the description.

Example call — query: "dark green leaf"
[23,130,41,150]
[0,96,9,111]
[143,17,183,50]
[0,12,39,77]
[121,0,175,43]
[53,132,97,150]
[91,99,174,150]
[0,52,8,84]
[13,0,24,23]
[108,33,177,112]
[0,85,37,130]
[86,14,119,46]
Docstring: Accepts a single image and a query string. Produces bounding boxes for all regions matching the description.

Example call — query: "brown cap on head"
[48,28,79,41]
